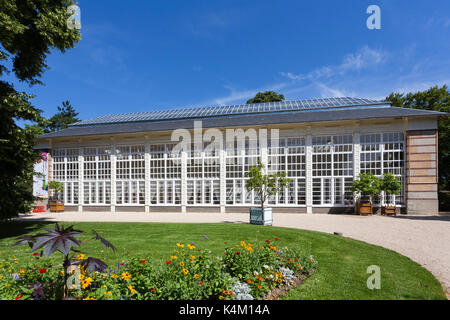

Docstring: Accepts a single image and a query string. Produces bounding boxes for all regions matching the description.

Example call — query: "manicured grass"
[0,221,446,300]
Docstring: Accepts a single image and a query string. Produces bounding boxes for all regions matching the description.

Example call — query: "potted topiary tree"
[379,173,402,216]
[352,173,381,215]
[48,180,64,212]
[245,160,291,225]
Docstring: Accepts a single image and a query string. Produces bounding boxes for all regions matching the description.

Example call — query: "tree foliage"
[352,173,381,203]
[44,100,79,132]
[246,91,285,104]
[245,160,291,209]
[0,0,81,221]
[386,85,450,190]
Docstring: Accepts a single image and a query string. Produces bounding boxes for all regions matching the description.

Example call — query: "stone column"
[219,142,227,214]
[110,138,116,212]
[352,129,361,213]
[305,128,313,214]
[181,149,187,213]
[144,141,150,213]
[78,146,83,212]
[405,129,439,215]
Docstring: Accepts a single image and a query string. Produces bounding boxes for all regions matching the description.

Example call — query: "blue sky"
[8,0,450,121]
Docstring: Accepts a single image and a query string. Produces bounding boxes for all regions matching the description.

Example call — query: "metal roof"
[69,97,387,127]
[36,102,447,141]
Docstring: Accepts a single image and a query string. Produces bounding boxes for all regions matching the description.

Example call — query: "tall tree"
[246,91,285,104]
[386,85,450,191]
[0,0,81,221]
[45,100,79,132]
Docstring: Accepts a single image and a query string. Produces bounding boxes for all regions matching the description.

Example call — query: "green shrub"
[1,239,317,300]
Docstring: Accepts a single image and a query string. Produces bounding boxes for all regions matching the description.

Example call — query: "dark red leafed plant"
[12,223,116,299]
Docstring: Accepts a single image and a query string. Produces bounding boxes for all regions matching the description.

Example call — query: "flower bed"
[0,238,317,300]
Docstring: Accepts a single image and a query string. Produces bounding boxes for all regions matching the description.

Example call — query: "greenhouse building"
[34,97,446,215]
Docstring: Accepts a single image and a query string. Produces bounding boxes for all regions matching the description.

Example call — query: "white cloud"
[280,45,386,82]
[201,45,448,107]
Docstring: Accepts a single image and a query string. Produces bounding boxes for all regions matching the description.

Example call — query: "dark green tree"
[246,91,285,104]
[386,85,450,191]
[45,100,79,132]
[0,0,81,221]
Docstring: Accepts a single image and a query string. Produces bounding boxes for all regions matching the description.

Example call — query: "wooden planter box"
[50,202,64,212]
[381,206,396,216]
[250,208,273,226]
[357,202,372,215]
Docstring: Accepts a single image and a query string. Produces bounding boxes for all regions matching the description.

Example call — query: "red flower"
[32,253,39,256]
[39,268,47,274]
[266,240,270,243]
[165,260,171,265]
[274,237,279,240]
[15,295,22,300]
[235,251,240,255]
[199,281,203,286]
[197,249,201,252]
[120,262,125,266]
[49,264,53,268]
[140,259,146,264]
[152,286,156,292]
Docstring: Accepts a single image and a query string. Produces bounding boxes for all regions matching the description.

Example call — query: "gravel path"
[17,211,450,296]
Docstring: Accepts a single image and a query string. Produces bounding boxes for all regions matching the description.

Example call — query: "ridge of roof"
[70,97,388,127]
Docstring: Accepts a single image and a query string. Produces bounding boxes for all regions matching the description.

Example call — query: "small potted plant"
[48,180,64,212]
[245,160,291,225]
[352,173,381,215]
[379,173,402,216]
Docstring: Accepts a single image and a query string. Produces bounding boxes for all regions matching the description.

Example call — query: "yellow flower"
[179,261,185,267]
[182,268,189,275]
[194,274,199,279]
[19,268,25,274]
[111,274,118,279]
[76,254,85,260]
[121,272,132,280]
[104,291,112,296]
[82,277,93,289]
[187,244,196,250]
[60,271,64,275]
[240,241,246,247]
[128,285,137,294]
[176,243,184,248]
[83,297,94,300]
[170,255,178,260]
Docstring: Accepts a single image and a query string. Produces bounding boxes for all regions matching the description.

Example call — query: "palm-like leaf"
[73,257,108,273]
[92,230,116,252]
[11,235,36,249]
[16,224,83,257]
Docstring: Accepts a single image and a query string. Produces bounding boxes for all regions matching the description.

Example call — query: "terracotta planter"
[50,202,64,212]
[381,206,396,216]
[357,202,372,215]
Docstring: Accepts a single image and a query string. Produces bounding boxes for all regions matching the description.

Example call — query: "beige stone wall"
[406,129,439,215]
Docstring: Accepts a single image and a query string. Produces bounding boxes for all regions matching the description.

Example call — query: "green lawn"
[0,221,446,300]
